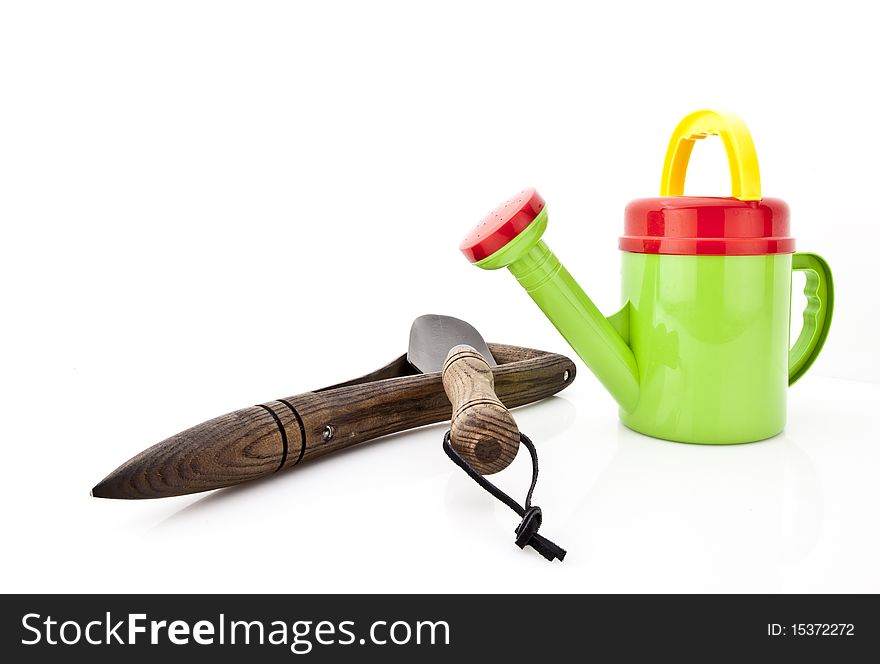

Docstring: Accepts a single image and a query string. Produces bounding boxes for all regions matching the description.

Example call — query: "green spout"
[474,208,640,412]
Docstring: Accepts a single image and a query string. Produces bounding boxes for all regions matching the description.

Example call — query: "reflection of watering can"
[460,110,834,444]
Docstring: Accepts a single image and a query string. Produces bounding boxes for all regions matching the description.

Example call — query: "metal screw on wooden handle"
[441,344,520,475]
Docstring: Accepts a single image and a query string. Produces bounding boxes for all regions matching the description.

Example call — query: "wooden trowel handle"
[442,345,520,475]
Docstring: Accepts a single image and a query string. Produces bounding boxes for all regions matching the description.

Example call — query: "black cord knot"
[443,431,566,562]
[514,505,543,549]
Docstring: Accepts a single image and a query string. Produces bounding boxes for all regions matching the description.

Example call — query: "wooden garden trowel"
[411,315,567,561]
[407,314,520,475]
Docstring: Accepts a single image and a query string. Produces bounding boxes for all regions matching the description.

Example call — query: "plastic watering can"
[460,110,834,444]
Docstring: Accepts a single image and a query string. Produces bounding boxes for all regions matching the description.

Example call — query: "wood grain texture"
[441,344,519,475]
[90,407,291,499]
[92,344,576,499]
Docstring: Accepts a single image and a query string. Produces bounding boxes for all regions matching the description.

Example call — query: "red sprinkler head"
[459,188,546,263]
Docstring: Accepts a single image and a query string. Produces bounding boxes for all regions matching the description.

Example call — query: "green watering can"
[460,110,833,444]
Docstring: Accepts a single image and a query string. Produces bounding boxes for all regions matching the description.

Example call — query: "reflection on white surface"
[2,375,877,593]
[575,427,822,568]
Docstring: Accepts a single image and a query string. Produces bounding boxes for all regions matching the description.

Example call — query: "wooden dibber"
[92,343,576,499]
[442,345,519,475]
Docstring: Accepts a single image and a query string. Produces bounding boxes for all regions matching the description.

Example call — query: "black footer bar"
[2,594,876,661]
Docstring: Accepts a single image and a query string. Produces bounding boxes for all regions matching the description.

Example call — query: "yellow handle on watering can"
[660,109,762,201]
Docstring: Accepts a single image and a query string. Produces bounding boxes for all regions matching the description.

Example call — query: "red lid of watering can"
[619,110,796,256]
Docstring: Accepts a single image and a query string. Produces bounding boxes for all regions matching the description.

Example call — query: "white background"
[1,1,878,593]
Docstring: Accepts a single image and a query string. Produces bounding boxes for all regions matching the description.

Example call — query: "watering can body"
[621,243,796,443]
[461,111,833,444]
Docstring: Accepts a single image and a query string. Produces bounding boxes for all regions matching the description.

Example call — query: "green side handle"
[789,252,834,386]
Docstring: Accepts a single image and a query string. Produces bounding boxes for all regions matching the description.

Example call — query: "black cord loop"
[443,431,566,562]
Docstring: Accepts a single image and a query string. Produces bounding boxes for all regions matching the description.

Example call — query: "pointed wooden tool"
[92,321,576,499]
